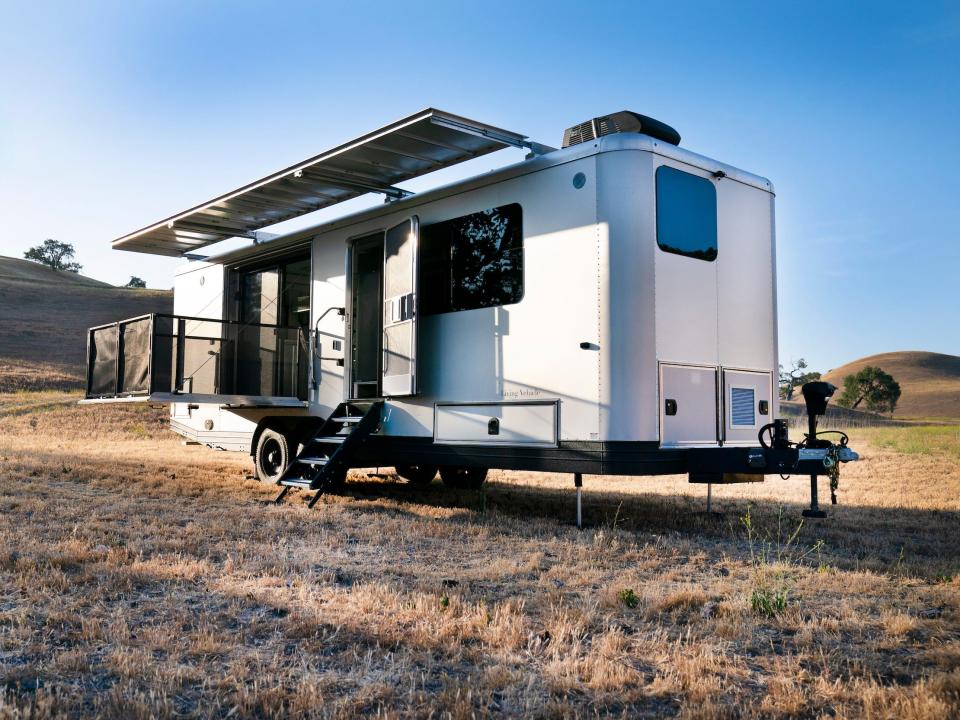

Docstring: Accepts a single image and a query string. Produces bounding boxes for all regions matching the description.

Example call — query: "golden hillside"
[0,256,172,391]
[823,351,960,420]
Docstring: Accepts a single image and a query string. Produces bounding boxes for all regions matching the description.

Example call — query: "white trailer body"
[86,109,848,493]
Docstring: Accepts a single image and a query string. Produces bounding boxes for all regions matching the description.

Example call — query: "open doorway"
[349,234,384,399]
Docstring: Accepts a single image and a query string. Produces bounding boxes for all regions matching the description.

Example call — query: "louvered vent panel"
[596,116,622,137]
[730,387,756,427]
[561,120,597,148]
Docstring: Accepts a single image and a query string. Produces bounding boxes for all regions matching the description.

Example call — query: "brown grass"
[0,393,958,717]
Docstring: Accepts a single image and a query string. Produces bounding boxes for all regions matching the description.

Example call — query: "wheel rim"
[261,438,284,478]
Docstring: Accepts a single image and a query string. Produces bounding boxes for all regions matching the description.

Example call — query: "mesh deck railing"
[85,314,308,401]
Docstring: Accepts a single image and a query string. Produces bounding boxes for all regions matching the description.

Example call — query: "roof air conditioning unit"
[561,111,681,149]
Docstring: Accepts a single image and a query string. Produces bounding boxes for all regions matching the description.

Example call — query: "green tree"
[125,276,147,288]
[836,366,901,414]
[779,358,821,400]
[23,239,82,273]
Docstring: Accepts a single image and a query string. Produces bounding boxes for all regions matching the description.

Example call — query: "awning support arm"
[429,115,556,156]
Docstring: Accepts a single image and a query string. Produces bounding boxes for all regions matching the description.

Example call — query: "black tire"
[254,429,290,483]
[395,464,438,486]
[439,466,488,490]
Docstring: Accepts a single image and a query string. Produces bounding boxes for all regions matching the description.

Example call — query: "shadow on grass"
[329,473,960,579]
[3,447,958,579]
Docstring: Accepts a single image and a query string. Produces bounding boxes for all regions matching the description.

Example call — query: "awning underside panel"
[113,109,530,256]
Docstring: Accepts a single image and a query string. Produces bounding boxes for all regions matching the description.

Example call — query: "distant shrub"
[618,588,639,609]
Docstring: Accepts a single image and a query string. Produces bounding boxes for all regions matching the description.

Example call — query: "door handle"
[665,399,678,416]
[388,294,414,322]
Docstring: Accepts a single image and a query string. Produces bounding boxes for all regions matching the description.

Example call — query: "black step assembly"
[273,400,383,509]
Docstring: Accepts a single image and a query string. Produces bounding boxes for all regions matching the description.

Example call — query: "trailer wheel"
[254,428,290,483]
[439,466,487,490]
[395,464,438,486]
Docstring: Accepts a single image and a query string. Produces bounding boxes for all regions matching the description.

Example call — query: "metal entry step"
[273,401,383,509]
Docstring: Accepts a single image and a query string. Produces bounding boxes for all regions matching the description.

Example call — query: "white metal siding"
[173,261,224,319]
[597,150,658,442]
[716,181,776,372]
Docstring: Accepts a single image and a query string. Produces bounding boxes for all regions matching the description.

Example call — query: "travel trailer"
[83,108,857,517]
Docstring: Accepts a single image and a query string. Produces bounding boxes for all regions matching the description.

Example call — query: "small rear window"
[655,165,718,262]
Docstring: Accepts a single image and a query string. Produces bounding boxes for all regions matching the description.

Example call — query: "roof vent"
[561,111,681,149]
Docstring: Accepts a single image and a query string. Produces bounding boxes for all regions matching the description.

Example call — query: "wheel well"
[250,417,324,456]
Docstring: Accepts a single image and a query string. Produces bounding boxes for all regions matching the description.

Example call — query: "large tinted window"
[238,253,311,329]
[655,165,718,261]
[420,204,523,315]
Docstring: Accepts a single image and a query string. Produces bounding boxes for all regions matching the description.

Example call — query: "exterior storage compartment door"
[722,369,773,445]
[435,401,558,447]
[382,216,419,397]
[659,363,718,447]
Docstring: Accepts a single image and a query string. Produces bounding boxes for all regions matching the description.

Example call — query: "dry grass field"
[0,393,958,718]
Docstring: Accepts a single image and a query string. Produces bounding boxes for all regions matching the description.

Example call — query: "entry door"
[382,217,419,397]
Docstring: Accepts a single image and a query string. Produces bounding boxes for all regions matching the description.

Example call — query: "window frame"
[234,248,312,328]
[655,165,718,262]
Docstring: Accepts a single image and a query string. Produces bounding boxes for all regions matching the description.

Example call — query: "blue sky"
[1,1,957,372]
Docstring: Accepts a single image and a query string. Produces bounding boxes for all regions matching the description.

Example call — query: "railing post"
[85,328,94,398]
[175,317,186,393]
[147,314,155,395]
[114,321,122,396]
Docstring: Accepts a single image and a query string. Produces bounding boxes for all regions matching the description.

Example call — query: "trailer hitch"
[799,382,856,518]
[755,382,859,518]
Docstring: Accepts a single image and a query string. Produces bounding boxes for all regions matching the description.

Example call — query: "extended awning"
[113,108,545,256]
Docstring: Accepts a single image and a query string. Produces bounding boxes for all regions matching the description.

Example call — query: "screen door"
[382,216,419,396]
